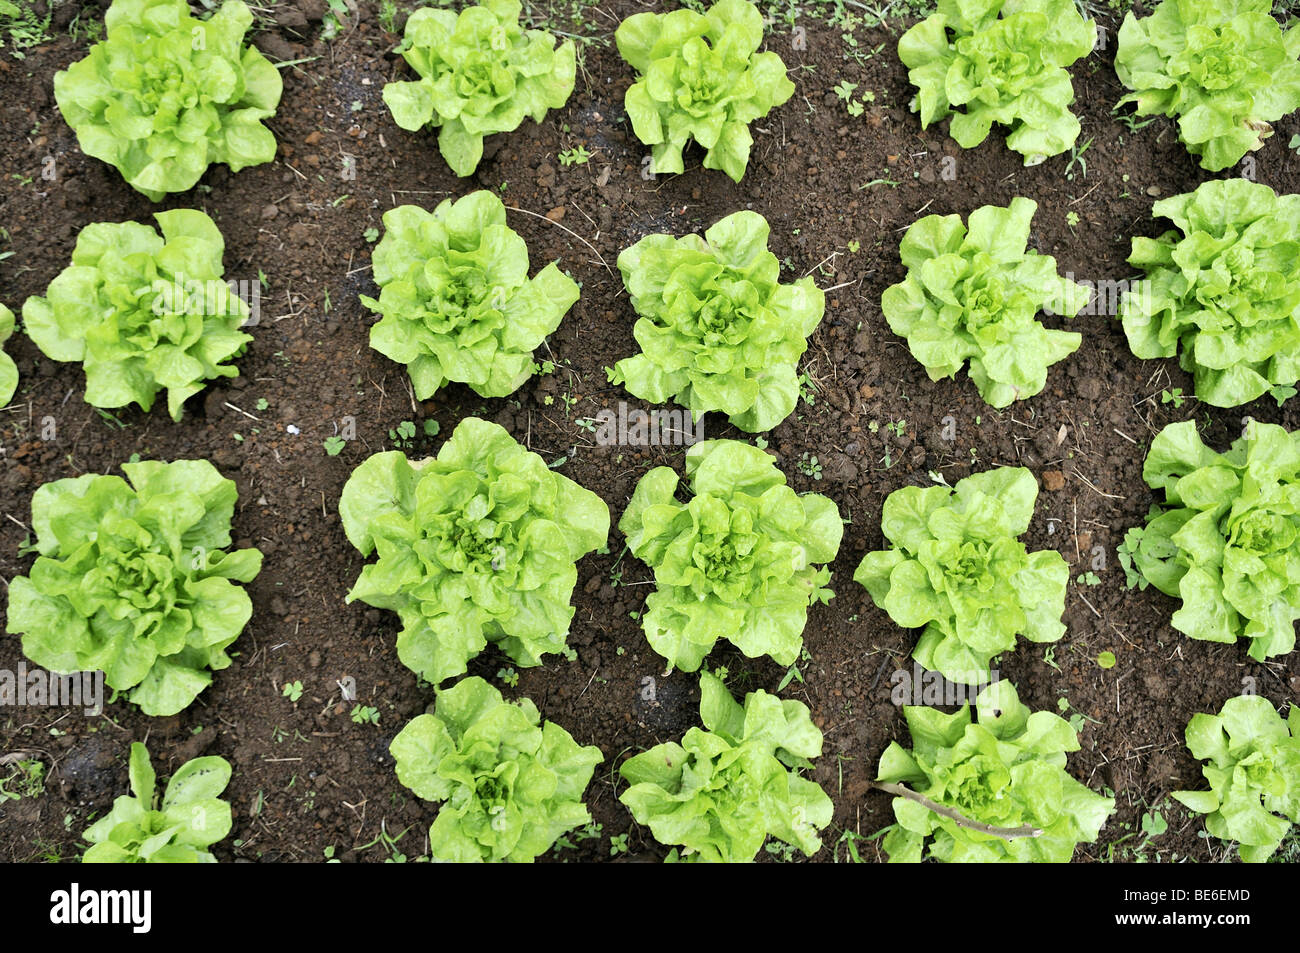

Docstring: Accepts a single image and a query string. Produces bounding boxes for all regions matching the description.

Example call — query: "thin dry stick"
[504,204,614,277]
[869,781,1043,839]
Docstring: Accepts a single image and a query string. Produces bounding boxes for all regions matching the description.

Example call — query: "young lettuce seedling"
[0,303,16,407]
[83,742,233,863]
[361,191,579,401]
[609,210,825,433]
[1119,179,1300,407]
[1119,420,1300,661]
[855,467,1068,685]
[620,439,842,673]
[898,0,1095,165]
[23,210,252,421]
[874,680,1115,862]
[1172,695,1300,862]
[881,197,1088,408]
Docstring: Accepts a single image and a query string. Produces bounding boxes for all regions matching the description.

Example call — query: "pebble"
[1042,470,1066,492]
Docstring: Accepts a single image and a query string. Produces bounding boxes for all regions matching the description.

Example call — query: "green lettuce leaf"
[1119,178,1300,407]
[619,670,833,862]
[22,209,252,421]
[339,418,610,684]
[82,741,233,863]
[390,676,602,862]
[881,197,1086,407]
[616,0,794,181]
[381,0,575,176]
[899,0,1095,164]
[1171,695,1300,861]
[6,459,262,717]
[1120,419,1300,661]
[53,0,281,201]
[360,191,579,400]
[876,680,1115,862]
[619,439,842,672]
[0,302,16,407]
[1115,0,1300,171]
[854,467,1068,684]
[609,210,825,432]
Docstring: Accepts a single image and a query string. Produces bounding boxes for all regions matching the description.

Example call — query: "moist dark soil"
[1,0,1298,863]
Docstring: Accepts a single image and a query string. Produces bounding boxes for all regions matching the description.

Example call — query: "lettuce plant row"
[12,0,1300,865]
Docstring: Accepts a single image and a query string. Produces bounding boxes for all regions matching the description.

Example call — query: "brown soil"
[1,0,1297,863]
